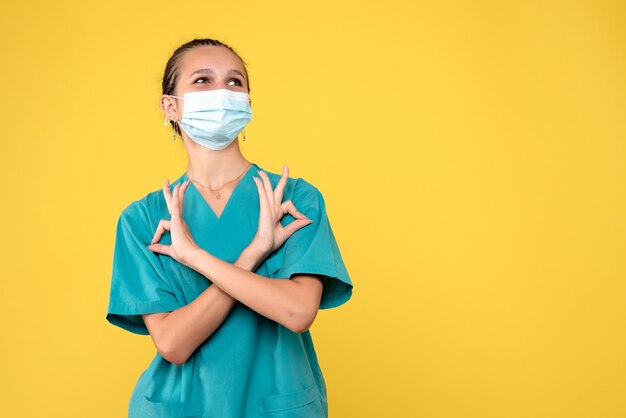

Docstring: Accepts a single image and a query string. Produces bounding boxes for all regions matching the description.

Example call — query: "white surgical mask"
[170,89,252,150]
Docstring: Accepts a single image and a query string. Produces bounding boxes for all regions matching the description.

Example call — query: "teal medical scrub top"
[106,162,353,418]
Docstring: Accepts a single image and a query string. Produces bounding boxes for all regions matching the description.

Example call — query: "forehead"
[177,45,246,77]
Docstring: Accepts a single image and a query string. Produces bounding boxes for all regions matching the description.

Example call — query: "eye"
[193,77,209,84]
[227,78,243,86]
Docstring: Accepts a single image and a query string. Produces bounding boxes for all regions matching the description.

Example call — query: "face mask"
[169,89,252,150]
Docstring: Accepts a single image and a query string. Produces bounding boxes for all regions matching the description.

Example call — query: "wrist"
[184,245,207,270]
[239,245,267,270]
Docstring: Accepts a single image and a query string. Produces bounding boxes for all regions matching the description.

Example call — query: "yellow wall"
[2,1,625,417]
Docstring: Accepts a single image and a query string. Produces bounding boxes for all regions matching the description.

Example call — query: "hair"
[162,38,250,135]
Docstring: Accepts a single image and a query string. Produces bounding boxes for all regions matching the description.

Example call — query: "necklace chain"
[186,162,252,200]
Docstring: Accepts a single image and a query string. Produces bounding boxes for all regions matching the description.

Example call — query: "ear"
[161,94,179,120]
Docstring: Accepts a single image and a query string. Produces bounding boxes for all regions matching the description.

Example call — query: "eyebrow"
[188,68,246,79]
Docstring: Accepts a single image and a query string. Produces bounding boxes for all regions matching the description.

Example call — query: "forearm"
[187,247,317,334]
[143,247,262,365]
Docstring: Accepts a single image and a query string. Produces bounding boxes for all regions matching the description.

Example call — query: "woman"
[106,38,353,418]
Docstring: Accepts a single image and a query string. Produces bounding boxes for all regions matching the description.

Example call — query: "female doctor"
[106,38,353,418]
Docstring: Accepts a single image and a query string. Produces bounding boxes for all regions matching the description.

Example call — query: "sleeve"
[267,182,353,309]
[106,203,183,335]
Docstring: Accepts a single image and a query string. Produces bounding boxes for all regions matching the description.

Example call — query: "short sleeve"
[106,203,183,335]
[268,183,353,309]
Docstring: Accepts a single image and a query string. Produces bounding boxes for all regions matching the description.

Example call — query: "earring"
[166,116,177,140]
[243,128,246,142]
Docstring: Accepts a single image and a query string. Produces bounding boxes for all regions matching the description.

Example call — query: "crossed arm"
[143,246,322,365]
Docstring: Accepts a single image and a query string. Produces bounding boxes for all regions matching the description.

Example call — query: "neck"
[184,138,250,188]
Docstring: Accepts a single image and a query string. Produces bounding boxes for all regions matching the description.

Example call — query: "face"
[161,45,251,122]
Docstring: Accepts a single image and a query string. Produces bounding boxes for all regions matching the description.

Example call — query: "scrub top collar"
[179,162,259,222]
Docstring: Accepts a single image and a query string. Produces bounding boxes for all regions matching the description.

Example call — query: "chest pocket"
[141,396,203,418]
[255,383,325,417]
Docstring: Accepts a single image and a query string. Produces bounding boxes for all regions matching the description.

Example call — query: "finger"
[273,164,289,206]
[171,183,181,218]
[281,200,310,220]
[282,218,314,238]
[257,170,275,215]
[147,242,172,257]
[162,178,173,215]
[179,180,190,214]
[253,176,270,217]
[258,170,274,216]
[151,219,171,244]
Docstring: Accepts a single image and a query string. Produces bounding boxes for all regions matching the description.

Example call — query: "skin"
[143,45,324,365]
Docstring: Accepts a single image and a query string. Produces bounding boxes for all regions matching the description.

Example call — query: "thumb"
[147,243,171,257]
[281,200,308,220]
[283,218,314,238]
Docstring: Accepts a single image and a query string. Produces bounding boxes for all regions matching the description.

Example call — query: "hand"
[251,164,313,258]
[147,179,201,266]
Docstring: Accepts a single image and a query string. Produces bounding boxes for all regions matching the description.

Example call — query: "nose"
[215,78,236,91]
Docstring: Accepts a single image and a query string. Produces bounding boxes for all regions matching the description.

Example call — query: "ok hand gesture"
[251,165,313,258]
[147,179,201,266]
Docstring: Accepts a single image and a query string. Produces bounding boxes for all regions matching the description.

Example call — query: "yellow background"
[1,1,625,417]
